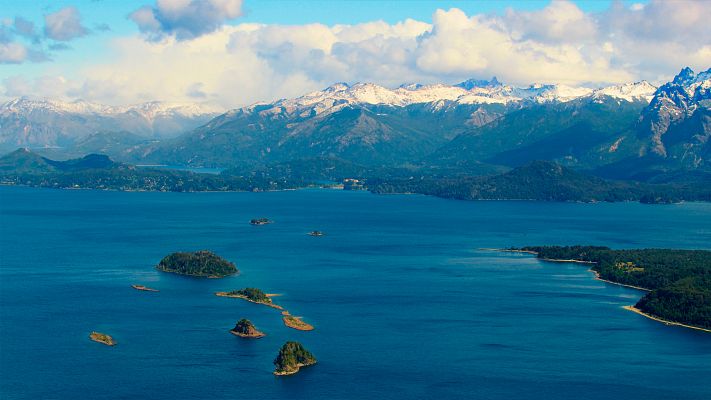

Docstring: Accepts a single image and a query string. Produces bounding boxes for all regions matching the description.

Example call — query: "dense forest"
[157,251,238,277]
[368,161,711,203]
[520,246,711,329]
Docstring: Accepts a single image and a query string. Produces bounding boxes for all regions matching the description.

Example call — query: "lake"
[1,186,710,399]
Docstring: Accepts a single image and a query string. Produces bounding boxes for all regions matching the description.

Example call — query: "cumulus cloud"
[129,0,243,41]
[44,7,89,41]
[4,0,710,106]
[0,20,49,64]
[13,17,39,42]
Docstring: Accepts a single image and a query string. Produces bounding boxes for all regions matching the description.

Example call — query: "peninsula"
[215,288,283,310]
[230,319,265,338]
[156,250,238,278]
[282,311,314,331]
[273,341,317,376]
[89,332,116,346]
[513,246,711,332]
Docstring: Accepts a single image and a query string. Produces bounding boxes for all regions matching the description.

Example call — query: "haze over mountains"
[2,67,709,183]
[0,99,220,153]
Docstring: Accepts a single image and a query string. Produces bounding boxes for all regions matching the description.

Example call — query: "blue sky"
[1,0,708,108]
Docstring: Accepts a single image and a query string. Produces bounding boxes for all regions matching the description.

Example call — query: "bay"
[1,186,710,399]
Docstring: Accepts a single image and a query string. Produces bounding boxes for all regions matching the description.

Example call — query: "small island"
[250,218,273,225]
[230,319,265,338]
[89,331,116,346]
[156,250,238,278]
[282,311,314,331]
[215,288,283,310]
[308,231,325,236]
[131,284,159,292]
[273,341,317,376]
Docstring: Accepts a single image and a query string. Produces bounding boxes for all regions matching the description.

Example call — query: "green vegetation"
[3,150,710,204]
[0,149,304,192]
[520,246,711,329]
[230,319,265,338]
[227,288,270,303]
[273,341,317,375]
[157,251,238,277]
[368,161,711,203]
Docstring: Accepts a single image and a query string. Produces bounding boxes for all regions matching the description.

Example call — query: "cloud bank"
[3,0,711,108]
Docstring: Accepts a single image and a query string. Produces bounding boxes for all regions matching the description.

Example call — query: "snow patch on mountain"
[590,81,657,103]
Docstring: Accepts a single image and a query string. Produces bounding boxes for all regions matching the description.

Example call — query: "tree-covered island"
[230,319,265,338]
[215,288,283,310]
[273,341,317,376]
[515,246,711,331]
[156,251,238,278]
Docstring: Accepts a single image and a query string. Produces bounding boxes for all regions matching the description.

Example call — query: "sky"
[1,0,710,109]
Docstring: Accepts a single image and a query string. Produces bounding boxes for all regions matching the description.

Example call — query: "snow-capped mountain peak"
[591,81,657,103]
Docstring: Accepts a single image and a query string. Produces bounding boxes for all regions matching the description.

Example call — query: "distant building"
[342,178,364,190]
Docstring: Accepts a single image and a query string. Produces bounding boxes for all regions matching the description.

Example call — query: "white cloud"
[129,0,243,41]
[44,7,89,41]
[0,42,28,64]
[4,0,710,107]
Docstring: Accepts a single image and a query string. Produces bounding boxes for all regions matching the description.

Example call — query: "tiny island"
[273,341,317,376]
[156,250,238,278]
[131,284,159,292]
[230,319,265,338]
[250,218,273,225]
[215,288,283,310]
[308,231,325,236]
[89,331,116,346]
[281,311,315,331]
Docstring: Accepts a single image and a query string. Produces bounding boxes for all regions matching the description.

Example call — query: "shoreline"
[589,270,650,292]
[274,361,316,376]
[2,184,704,205]
[489,248,710,334]
[623,306,711,333]
[230,330,266,339]
[156,266,237,279]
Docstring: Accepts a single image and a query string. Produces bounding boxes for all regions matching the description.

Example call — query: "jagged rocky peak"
[455,76,502,90]
[399,83,424,90]
[672,66,695,85]
[639,66,711,158]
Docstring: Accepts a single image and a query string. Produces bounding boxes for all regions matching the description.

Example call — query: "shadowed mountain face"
[0,148,121,173]
[136,103,509,167]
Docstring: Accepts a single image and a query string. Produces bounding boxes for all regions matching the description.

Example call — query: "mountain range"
[0,98,220,154]
[2,67,709,183]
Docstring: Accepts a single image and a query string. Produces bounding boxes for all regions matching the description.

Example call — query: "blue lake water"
[1,186,710,399]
